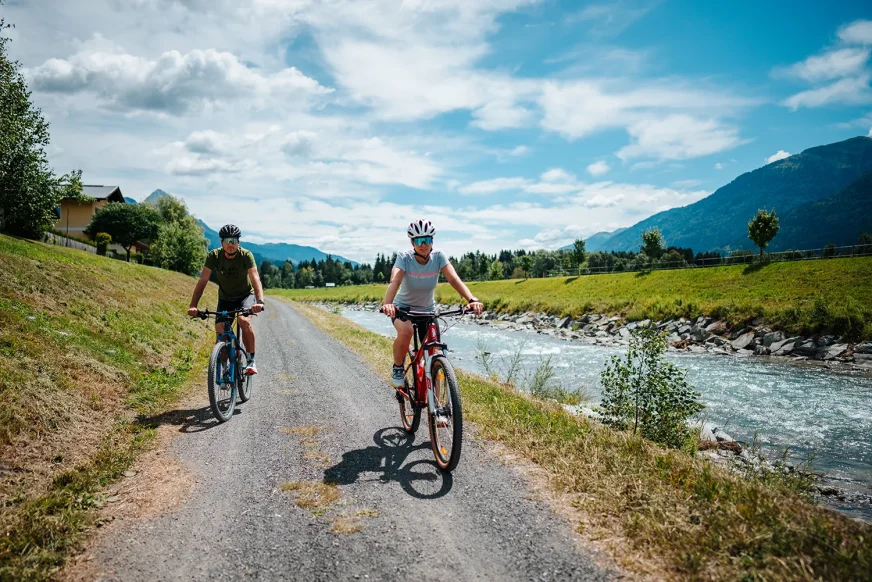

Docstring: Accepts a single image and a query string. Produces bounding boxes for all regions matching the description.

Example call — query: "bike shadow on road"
[323,427,453,500]
[137,406,241,434]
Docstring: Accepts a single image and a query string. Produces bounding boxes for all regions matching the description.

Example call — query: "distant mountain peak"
[143,189,170,205]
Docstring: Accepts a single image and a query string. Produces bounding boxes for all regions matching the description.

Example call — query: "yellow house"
[54,185,125,239]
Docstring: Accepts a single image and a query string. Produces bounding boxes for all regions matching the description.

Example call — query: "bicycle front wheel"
[398,351,421,434]
[428,356,462,471]
[208,342,237,422]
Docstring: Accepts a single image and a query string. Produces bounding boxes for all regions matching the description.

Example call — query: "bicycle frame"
[199,309,248,386]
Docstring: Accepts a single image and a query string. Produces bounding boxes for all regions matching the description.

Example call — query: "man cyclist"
[381,219,483,388]
[187,224,265,375]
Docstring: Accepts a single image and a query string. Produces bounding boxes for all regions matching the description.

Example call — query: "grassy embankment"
[0,234,217,581]
[286,300,872,581]
[271,257,872,339]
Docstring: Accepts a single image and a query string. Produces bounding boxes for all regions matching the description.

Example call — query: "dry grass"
[289,299,872,582]
[280,481,341,509]
[0,234,217,580]
[279,425,330,436]
[330,517,365,534]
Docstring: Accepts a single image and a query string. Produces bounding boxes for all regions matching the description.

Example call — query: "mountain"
[197,220,359,267]
[559,228,628,252]
[142,189,170,205]
[123,197,137,204]
[772,171,872,250]
[588,136,872,254]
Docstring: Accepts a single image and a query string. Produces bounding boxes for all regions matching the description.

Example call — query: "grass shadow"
[635,269,653,277]
[564,277,579,284]
[323,427,453,500]
[743,261,769,275]
[515,279,528,285]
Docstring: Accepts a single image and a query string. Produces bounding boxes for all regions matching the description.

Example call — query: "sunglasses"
[222,238,239,245]
[412,236,433,246]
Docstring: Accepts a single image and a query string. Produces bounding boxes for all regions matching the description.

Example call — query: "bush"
[599,328,703,451]
[822,243,837,258]
[95,232,111,256]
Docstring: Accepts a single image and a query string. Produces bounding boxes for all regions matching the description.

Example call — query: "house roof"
[81,185,125,202]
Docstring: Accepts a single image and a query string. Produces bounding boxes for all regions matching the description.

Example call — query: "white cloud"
[587,160,611,176]
[765,150,791,164]
[540,168,575,182]
[25,37,332,114]
[714,163,725,170]
[868,126,872,137]
[781,48,870,82]
[783,75,872,110]
[617,115,745,161]
[459,177,531,195]
[671,179,702,188]
[839,20,872,45]
[509,145,531,156]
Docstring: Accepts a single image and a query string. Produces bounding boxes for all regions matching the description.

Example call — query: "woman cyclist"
[381,219,483,388]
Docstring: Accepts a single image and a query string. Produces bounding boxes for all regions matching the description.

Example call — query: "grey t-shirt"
[393,250,449,310]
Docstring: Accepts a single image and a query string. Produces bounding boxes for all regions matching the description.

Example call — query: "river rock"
[763,331,784,347]
[688,345,707,354]
[852,353,872,364]
[638,319,651,328]
[793,340,820,357]
[712,428,735,443]
[731,331,756,350]
[852,341,872,354]
[556,316,571,329]
[754,345,771,356]
[691,327,709,342]
[822,344,848,360]
[771,337,799,356]
[705,321,727,335]
[678,325,691,335]
[618,327,630,338]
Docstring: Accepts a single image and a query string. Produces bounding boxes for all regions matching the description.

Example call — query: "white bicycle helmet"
[407,219,436,238]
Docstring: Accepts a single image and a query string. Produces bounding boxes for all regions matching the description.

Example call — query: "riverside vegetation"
[287,299,872,581]
[269,255,872,341]
[0,234,218,581]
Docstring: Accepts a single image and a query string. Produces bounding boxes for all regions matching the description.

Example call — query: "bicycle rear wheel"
[237,347,252,403]
[208,342,237,422]
[428,356,462,471]
[398,351,421,434]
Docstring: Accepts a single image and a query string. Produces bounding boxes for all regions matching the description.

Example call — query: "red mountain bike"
[381,306,469,471]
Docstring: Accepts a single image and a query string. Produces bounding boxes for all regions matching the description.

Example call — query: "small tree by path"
[599,327,703,451]
[748,208,780,259]
[85,202,161,261]
[519,254,533,280]
[571,238,587,271]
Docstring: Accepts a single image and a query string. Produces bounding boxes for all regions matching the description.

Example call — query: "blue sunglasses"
[412,236,433,246]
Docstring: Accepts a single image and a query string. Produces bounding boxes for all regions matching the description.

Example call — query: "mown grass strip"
[269,256,872,339]
[288,299,872,581]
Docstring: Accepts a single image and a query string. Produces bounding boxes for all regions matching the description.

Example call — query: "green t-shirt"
[204,247,256,300]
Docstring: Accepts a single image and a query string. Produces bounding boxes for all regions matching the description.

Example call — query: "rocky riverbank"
[339,301,872,372]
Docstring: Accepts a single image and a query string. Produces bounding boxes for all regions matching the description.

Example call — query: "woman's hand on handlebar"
[467,300,484,316]
[380,303,396,318]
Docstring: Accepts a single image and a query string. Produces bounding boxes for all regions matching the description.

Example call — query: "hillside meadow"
[270,257,872,339]
[0,234,217,580]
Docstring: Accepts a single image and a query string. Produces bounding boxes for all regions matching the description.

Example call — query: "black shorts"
[216,294,256,324]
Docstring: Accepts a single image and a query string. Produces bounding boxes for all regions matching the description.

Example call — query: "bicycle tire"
[398,351,421,434]
[237,348,252,403]
[208,342,236,422]
[428,356,462,471]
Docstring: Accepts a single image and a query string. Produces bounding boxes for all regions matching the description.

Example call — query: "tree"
[148,195,207,275]
[571,238,587,270]
[85,202,161,261]
[857,232,872,249]
[0,16,84,239]
[747,208,780,259]
[488,259,503,280]
[640,227,665,262]
[599,328,704,451]
[95,232,111,256]
[519,254,533,280]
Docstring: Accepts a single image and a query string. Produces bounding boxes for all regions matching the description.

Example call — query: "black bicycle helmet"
[219,224,241,239]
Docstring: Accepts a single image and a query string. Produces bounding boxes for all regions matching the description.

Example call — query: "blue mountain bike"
[195,308,256,422]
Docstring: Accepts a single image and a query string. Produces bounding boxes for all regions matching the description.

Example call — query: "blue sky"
[5,0,872,262]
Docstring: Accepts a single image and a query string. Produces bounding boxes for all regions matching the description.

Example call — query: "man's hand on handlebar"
[187,306,199,318]
[251,302,264,314]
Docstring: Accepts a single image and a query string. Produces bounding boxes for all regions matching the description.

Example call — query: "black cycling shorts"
[216,294,256,324]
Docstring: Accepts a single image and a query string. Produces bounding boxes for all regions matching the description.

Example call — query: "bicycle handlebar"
[192,307,259,320]
[379,305,472,320]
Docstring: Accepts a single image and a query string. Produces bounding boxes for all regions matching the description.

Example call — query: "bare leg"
[393,319,413,366]
[238,316,255,354]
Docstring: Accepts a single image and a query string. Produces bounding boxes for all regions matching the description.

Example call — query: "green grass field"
[0,234,217,580]
[270,257,872,339]
[290,299,872,581]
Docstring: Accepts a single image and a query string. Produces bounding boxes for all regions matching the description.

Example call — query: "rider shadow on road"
[137,406,241,434]
[323,427,453,500]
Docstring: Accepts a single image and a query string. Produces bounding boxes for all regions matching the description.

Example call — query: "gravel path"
[76,299,616,581]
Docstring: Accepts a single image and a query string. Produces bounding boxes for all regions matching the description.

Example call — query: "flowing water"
[341,307,872,521]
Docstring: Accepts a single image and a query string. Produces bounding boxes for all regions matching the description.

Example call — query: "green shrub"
[599,328,704,451]
[95,232,111,256]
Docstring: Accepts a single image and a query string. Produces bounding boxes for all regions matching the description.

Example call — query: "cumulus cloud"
[616,115,745,161]
[509,145,531,156]
[587,160,610,176]
[459,177,531,195]
[26,37,332,114]
[714,163,725,170]
[839,20,872,45]
[765,150,791,164]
